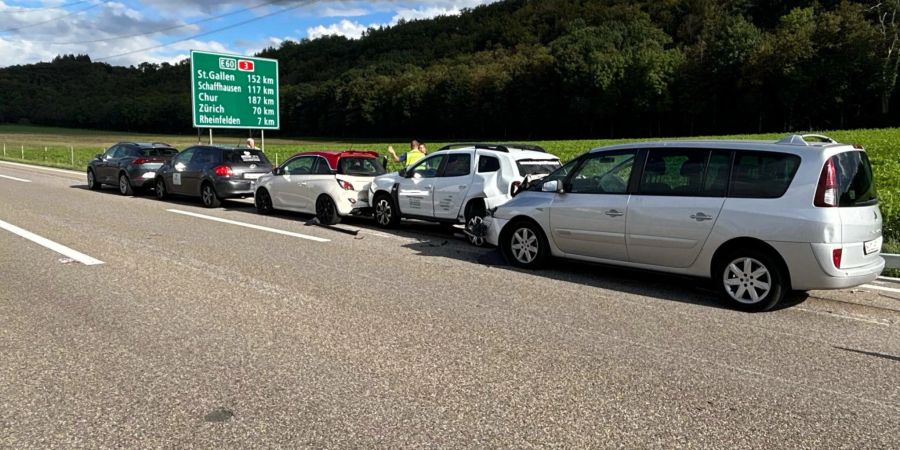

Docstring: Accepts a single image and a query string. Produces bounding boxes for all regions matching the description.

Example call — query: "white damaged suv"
[369,143,561,245]
[485,135,884,311]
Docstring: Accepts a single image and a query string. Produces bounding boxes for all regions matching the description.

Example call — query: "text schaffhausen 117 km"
[190,50,280,130]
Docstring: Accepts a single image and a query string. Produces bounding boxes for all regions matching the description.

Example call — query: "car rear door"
[626,149,729,268]
[397,154,445,218]
[548,150,636,261]
[185,147,217,196]
[98,145,123,183]
[432,152,473,221]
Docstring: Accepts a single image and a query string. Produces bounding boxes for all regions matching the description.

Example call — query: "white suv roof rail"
[776,134,837,146]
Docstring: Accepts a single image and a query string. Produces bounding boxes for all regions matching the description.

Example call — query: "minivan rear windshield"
[338,157,386,176]
[517,159,561,176]
[834,151,877,207]
[223,149,271,165]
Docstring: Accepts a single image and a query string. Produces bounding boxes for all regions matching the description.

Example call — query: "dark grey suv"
[87,142,178,195]
[154,145,273,207]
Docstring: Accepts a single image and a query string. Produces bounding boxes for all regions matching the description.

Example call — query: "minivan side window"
[730,152,800,199]
[704,151,731,197]
[639,149,707,196]
[567,151,635,194]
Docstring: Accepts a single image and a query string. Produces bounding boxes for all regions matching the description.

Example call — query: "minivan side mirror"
[542,180,563,193]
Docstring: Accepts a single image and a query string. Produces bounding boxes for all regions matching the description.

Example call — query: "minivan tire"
[715,248,787,312]
[201,182,221,208]
[502,220,549,269]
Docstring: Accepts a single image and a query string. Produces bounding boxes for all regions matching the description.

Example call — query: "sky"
[0,0,499,67]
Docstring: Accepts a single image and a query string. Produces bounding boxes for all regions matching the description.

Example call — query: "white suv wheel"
[723,257,771,304]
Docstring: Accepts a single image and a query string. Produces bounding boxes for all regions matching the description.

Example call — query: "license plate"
[864,238,882,255]
[243,173,263,180]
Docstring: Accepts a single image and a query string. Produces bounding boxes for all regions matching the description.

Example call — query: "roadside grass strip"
[167,209,331,243]
[0,174,31,182]
[0,218,104,265]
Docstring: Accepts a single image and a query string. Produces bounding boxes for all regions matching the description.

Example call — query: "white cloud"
[307,19,375,40]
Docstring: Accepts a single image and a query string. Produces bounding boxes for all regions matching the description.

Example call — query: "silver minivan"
[484,135,885,311]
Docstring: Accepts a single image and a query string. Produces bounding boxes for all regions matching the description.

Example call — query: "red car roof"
[286,150,379,170]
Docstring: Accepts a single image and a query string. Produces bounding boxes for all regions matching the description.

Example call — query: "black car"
[87,142,179,195]
[154,145,273,208]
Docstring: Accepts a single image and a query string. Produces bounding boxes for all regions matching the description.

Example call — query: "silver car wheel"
[119,175,129,194]
[87,171,95,188]
[467,215,485,246]
[723,257,771,304]
[202,186,214,206]
[510,227,539,264]
[375,199,392,226]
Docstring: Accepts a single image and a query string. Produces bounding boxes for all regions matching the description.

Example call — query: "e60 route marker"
[190,50,279,130]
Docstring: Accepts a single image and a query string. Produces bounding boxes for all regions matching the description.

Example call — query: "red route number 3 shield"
[238,60,255,72]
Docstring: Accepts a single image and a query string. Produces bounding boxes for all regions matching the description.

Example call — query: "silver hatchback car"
[485,134,885,311]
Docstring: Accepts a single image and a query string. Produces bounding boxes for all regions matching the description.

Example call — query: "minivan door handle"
[605,209,625,217]
[690,212,714,222]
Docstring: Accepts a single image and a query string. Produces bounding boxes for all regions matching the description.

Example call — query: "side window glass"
[443,154,471,177]
[103,146,118,159]
[313,158,333,175]
[568,151,636,194]
[191,148,218,166]
[703,151,731,197]
[639,149,707,196]
[730,152,801,199]
[173,149,195,165]
[284,157,315,175]
[410,155,445,179]
[477,155,500,173]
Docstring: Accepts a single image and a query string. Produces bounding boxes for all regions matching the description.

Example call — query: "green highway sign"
[190,50,279,130]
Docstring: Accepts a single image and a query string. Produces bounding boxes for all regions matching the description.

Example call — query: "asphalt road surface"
[1,160,898,448]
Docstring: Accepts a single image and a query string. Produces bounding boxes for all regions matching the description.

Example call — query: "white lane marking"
[860,283,900,294]
[877,275,900,283]
[794,307,891,327]
[0,218,104,266]
[0,174,31,183]
[167,209,331,243]
[0,160,82,175]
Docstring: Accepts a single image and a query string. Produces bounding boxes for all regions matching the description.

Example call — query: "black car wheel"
[255,189,274,215]
[200,182,221,208]
[118,173,133,196]
[501,220,549,269]
[316,195,340,225]
[715,248,787,312]
[87,169,100,190]
[373,193,399,228]
[155,178,168,200]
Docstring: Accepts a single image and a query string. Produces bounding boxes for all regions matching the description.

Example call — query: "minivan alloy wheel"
[511,227,539,264]
[723,257,771,304]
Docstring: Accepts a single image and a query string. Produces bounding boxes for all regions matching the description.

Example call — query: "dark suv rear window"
[223,149,270,165]
[834,151,877,207]
[517,159,561,176]
[338,157,385,176]
[138,147,177,157]
[729,152,800,198]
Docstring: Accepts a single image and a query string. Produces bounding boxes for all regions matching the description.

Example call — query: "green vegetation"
[2,124,899,250]
[3,1,900,140]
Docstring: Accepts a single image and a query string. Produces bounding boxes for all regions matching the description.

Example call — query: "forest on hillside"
[2,0,900,139]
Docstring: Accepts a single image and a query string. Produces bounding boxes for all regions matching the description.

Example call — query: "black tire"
[87,169,101,190]
[501,220,549,269]
[155,177,168,200]
[464,202,488,247]
[118,173,134,196]
[255,188,274,215]
[715,248,787,312]
[316,195,340,225]
[200,182,221,208]
[373,193,400,228]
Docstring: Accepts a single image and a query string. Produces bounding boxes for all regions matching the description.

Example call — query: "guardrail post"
[275,153,279,166]
[2,143,5,157]
[44,146,47,161]
[70,146,74,166]
[21,145,24,159]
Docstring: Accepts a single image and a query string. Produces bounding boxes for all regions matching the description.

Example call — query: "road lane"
[1,164,898,447]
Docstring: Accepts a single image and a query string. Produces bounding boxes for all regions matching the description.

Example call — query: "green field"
[1,124,898,254]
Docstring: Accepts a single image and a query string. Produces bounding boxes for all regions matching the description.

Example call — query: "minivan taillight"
[832,248,843,268]
[814,158,837,207]
[213,165,233,177]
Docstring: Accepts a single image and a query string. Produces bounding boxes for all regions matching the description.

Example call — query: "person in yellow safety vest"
[388,140,427,168]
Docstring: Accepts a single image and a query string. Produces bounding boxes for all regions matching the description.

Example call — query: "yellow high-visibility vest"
[405,149,425,167]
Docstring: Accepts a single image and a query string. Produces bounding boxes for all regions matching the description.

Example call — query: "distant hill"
[0,0,896,139]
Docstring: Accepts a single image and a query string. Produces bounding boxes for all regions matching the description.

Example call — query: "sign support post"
[261,130,265,152]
